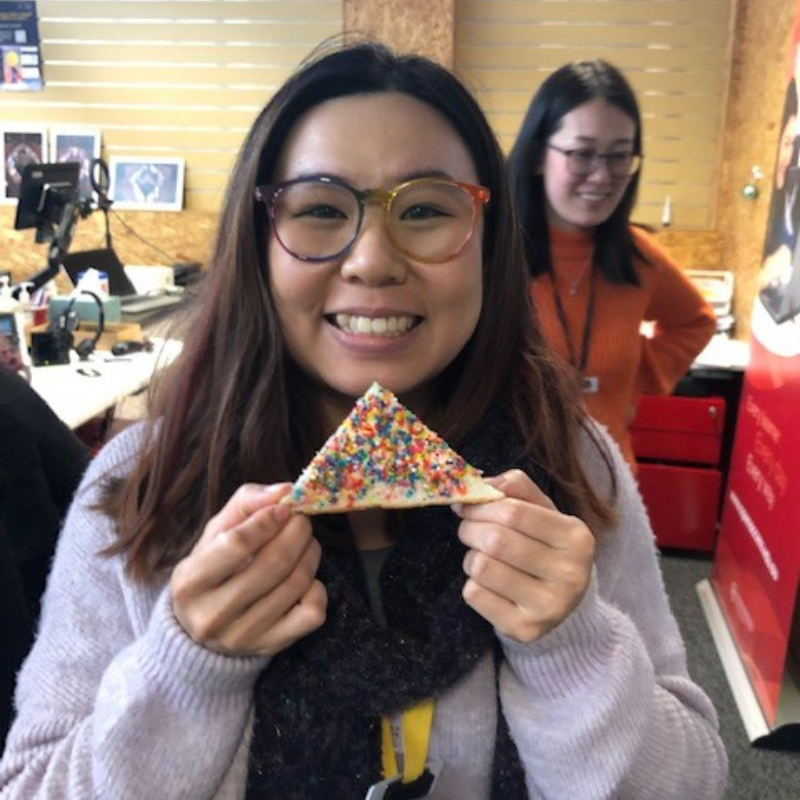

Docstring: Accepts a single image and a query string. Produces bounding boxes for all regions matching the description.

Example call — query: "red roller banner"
[709,0,800,742]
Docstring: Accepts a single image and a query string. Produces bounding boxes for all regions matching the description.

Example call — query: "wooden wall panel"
[465,1,726,25]
[455,0,735,230]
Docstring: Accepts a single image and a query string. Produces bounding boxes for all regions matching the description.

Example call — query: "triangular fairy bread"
[286,382,504,514]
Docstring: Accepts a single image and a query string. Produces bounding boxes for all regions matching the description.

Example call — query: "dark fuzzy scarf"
[245,411,549,799]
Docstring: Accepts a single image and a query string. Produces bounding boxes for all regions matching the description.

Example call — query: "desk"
[692,335,750,372]
[29,338,182,429]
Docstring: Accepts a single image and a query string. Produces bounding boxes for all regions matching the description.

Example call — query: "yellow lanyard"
[380,698,434,782]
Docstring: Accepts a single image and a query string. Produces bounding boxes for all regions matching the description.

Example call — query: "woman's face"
[540,98,637,232]
[267,92,485,409]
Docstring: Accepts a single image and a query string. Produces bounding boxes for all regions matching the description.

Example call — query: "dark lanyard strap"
[552,268,595,374]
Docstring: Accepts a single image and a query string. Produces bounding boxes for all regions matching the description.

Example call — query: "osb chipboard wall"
[0,204,216,294]
[654,229,724,274]
[716,0,796,342]
[343,0,455,66]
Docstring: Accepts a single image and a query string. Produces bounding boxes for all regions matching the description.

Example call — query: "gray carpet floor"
[660,552,800,799]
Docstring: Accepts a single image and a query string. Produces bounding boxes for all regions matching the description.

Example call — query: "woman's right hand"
[171,483,327,657]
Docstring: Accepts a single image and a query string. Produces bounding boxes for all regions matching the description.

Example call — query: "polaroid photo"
[108,156,185,211]
[50,128,102,202]
[1,124,47,202]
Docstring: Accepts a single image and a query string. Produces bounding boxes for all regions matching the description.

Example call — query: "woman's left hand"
[453,469,595,643]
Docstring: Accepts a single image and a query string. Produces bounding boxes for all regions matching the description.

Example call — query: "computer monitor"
[14,161,81,245]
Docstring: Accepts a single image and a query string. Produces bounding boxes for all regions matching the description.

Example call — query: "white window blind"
[0,0,343,211]
[455,0,735,228]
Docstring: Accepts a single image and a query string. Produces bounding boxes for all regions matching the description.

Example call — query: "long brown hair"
[102,40,615,581]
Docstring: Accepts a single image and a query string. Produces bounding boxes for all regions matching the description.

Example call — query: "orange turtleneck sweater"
[530,225,717,469]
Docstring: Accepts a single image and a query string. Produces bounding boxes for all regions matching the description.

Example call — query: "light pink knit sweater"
[0,424,727,800]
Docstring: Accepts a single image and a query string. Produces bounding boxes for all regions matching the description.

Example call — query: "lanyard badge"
[581,375,600,394]
[364,698,442,800]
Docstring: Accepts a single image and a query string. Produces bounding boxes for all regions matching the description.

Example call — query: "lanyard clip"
[383,767,436,799]
[364,775,402,800]
[364,764,440,800]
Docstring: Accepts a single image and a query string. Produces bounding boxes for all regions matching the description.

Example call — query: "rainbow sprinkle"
[288,382,501,514]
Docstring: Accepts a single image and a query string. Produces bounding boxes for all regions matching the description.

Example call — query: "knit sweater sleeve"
[633,227,717,396]
[0,425,267,800]
[498,427,728,800]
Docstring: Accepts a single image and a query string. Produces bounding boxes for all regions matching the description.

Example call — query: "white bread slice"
[286,382,504,515]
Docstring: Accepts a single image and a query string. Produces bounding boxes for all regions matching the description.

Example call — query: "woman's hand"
[453,469,594,643]
[171,483,327,657]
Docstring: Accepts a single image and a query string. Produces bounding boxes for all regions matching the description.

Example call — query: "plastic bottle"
[17,282,35,331]
[76,268,109,299]
[0,275,20,313]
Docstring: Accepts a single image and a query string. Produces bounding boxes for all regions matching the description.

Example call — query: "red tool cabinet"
[630,395,726,552]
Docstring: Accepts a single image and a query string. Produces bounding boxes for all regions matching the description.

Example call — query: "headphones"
[58,290,105,360]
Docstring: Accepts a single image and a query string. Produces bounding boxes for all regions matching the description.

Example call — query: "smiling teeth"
[335,314,415,336]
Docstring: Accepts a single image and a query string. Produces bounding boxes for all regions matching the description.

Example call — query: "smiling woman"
[264,91,485,400]
[0,40,726,800]
[507,60,717,470]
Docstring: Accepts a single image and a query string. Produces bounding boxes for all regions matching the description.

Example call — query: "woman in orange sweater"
[508,60,716,469]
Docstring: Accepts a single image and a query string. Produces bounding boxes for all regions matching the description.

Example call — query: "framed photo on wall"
[50,128,101,202]
[1,124,46,202]
[108,156,185,211]
[0,2,44,92]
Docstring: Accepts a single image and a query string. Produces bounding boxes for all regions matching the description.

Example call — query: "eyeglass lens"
[566,150,640,177]
[268,178,480,263]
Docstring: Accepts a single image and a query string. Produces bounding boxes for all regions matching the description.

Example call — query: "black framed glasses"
[547,144,642,178]
[254,176,490,264]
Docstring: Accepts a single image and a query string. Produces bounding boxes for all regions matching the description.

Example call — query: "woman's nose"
[339,210,408,286]
[585,156,615,181]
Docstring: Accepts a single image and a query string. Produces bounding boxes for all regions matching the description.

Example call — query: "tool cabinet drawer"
[636,463,722,551]
[630,395,725,466]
